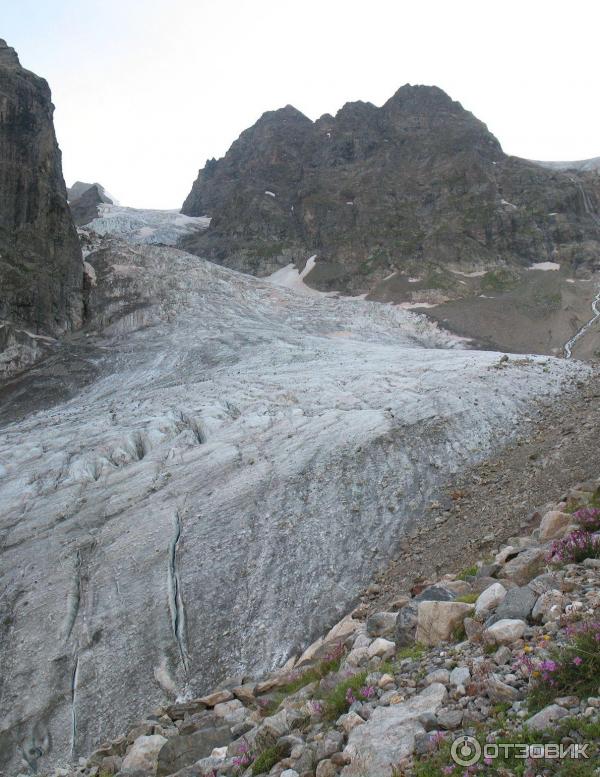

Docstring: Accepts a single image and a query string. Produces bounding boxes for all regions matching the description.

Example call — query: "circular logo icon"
[451,735,482,767]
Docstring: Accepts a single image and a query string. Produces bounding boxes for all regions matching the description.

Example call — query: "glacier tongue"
[0,242,582,772]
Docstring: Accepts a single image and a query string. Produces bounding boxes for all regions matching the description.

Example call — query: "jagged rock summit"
[0,39,82,376]
[68,181,115,203]
[181,84,600,293]
[68,182,114,226]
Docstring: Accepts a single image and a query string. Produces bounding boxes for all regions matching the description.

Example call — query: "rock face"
[181,85,600,297]
[68,180,114,203]
[69,182,113,226]
[0,40,82,374]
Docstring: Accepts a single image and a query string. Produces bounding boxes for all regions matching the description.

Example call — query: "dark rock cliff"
[0,39,82,374]
[181,85,600,292]
[69,182,113,226]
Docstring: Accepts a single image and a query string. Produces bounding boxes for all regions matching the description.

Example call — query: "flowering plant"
[546,529,600,565]
[573,505,600,532]
[520,620,600,710]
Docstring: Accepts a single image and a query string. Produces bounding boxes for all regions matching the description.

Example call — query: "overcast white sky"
[4,0,599,208]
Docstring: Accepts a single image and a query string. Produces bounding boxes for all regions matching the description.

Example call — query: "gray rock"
[155,728,231,777]
[493,646,512,665]
[425,669,450,686]
[449,666,470,687]
[366,612,397,638]
[528,573,562,595]
[525,705,569,731]
[487,586,537,625]
[484,619,527,644]
[436,709,463,729]
[497,548,546,586]
[395,587,456,646]
[486,675,520,702]
[122,735,167,774]
[341,684,448,776]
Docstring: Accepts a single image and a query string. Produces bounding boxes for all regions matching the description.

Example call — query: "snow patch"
[268,255,330,297]
[528,262,560,271]
[265,191,276,197]
[398,302,439,309]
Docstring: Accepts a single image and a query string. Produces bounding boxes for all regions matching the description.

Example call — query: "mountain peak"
[0,39,21,68]
[384,83,461,113]
[256,103,311,126]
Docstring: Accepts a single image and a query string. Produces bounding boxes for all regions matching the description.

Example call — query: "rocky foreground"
[39,469,600,777]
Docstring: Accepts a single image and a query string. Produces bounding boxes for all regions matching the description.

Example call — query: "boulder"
[486,674,520,702]
[366,612,397,638]
[531,590,566,623]
[155,728,232,777]
[367,638,395,658]
[198,690,233,707]
[483,618,526,645]
[525,704,569,731]
[122,735,167,774]
[395,586,456,646]
[415,601,474,646]
[487,586,537,624]
[497,548,545,585]
[474,583,507,617]
[436,709,463,729]
[538,511,575,541]
[449,666,470,687]
[341,683,447,776]
[315,760,337,777]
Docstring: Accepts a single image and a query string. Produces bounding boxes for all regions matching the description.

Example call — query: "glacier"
[0,226,584,772]
[82,203,210,245]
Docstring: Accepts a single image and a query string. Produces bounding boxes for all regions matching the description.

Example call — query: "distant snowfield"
[84,203,210,244]
[0,216,587,771]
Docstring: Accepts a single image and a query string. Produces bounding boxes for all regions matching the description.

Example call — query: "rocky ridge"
[41,466,600,777]
[181,85,600,295]
[179,85,600,357]
[0,39,83,377]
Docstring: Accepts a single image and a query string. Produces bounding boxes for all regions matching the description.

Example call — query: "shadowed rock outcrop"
[69,182,113,226]
[0,39,82,376]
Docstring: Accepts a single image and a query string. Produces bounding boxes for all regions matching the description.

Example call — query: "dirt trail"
[366,367,600,611]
